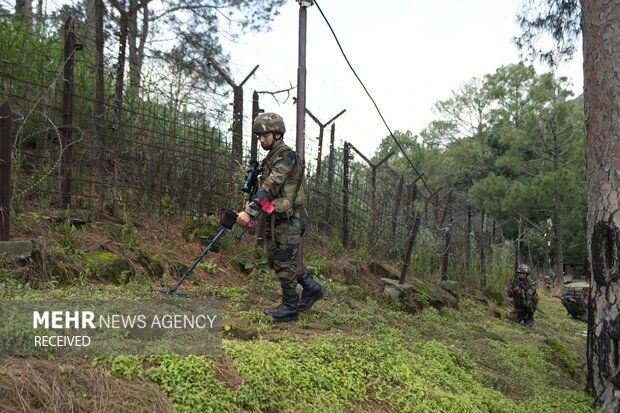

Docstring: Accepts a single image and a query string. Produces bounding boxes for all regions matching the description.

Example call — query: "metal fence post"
[0,100,12,241]
[207,58,258,165]
[342,141,350,248]
[400,183,420,284]
[325,123,336,226]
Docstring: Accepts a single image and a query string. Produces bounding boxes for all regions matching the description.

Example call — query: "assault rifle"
[159,160,272,298]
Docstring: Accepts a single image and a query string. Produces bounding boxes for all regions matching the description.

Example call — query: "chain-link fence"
[1,12,514,282]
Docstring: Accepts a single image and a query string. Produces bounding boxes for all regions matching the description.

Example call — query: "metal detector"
[159,199,274,298]
[159,208,237,298]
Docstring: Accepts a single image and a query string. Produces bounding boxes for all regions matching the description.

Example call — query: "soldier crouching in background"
[561,288,588,321]
[507,264,538,327]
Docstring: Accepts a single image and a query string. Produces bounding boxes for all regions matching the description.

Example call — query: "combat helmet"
[517,263,531,275]
[253,112,286,135]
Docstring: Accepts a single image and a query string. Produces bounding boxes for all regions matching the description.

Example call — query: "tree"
[518,1,620,411]
[582,3,620,411]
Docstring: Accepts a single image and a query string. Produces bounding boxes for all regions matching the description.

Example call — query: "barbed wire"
[11,111,84,200]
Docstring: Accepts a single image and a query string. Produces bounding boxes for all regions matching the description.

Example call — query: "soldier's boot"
[525,313,534,327]
[264,282,299,322]
[297,272,325,312]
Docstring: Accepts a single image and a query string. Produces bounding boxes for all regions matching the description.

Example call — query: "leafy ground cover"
[0,212,599,412]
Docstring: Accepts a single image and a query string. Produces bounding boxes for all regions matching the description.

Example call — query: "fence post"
[207,58,258,165]
[392,175,404,237]
[400,183,420,284]
[342,141,351,248]
[305,108,345,182]
[251,91,260,163]
[325,123,336,226]
[0,101,12,241]
[60,16,77,209]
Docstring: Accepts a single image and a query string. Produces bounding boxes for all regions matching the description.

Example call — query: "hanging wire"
[314,0,433,196]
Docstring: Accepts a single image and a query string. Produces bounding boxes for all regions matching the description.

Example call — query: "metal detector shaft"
[165,225,228,295]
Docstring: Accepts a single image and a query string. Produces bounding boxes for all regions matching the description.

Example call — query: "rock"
[0,240,36,260]
[439,279,460,298]
[83,251,132,284]
[137,251,164,278]
[218,317,258,340]
[381,278,414,300]
[369,262,399,280]
[382,277,459,313]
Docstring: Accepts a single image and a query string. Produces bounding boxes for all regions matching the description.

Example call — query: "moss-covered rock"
[169,261,188,279]
[382,277,459,313]
[83,251,132,285]
[137,251,164,279]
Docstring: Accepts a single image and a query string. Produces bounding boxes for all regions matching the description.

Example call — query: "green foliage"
[197,260,217,274]
[97,313,596,413]
[544,336,577,374]
[0,267,31,298]
[106,223,139,248]
[81,251,132,284]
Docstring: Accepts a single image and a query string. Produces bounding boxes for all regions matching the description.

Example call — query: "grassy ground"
[0,212,599,412]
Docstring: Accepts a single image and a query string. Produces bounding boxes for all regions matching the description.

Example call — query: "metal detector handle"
[235,198,275,241]
[235,212,259,241]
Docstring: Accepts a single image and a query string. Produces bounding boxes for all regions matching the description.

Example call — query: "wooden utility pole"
[208,58,259,165]
[295,0,313,161]
[296,0,313,273]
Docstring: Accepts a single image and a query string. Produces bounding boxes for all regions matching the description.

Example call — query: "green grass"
[78,276,596,412]
[0,238,597,412]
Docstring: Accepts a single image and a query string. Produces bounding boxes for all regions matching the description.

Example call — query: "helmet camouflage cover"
[253,112,286,135]
[517,264,531,275]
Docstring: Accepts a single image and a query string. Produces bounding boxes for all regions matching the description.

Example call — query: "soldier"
[507,263,538,326]
[561,288,588,321]
[236,112,325,322]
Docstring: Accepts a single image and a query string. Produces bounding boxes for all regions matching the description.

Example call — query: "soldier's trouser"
[266,210,303,284]
[513,306,534,325]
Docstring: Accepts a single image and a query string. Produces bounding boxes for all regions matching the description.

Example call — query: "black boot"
[297,272,325,312]
[264,282,299,322]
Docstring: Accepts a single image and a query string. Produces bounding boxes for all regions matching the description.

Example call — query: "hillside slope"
[0,212,598,412]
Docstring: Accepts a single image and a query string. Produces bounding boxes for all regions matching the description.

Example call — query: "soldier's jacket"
[561,290,588,318]
[244,141,307,283]
[245,141,306,219]
[507,277,538,312]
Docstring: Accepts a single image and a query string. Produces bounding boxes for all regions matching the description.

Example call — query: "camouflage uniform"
[561,289,587,320]
[245,141,306,283]
[507,264,538,326]
[244,113,324,322]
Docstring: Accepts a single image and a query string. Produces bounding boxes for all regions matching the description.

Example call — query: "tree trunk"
[583,2,620,411]
[128,1,149,103]
[114,12,129,129]
[466,206,472,272]
[552,190,565,284]
[86,0,97,52]
[15,0,32,19]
